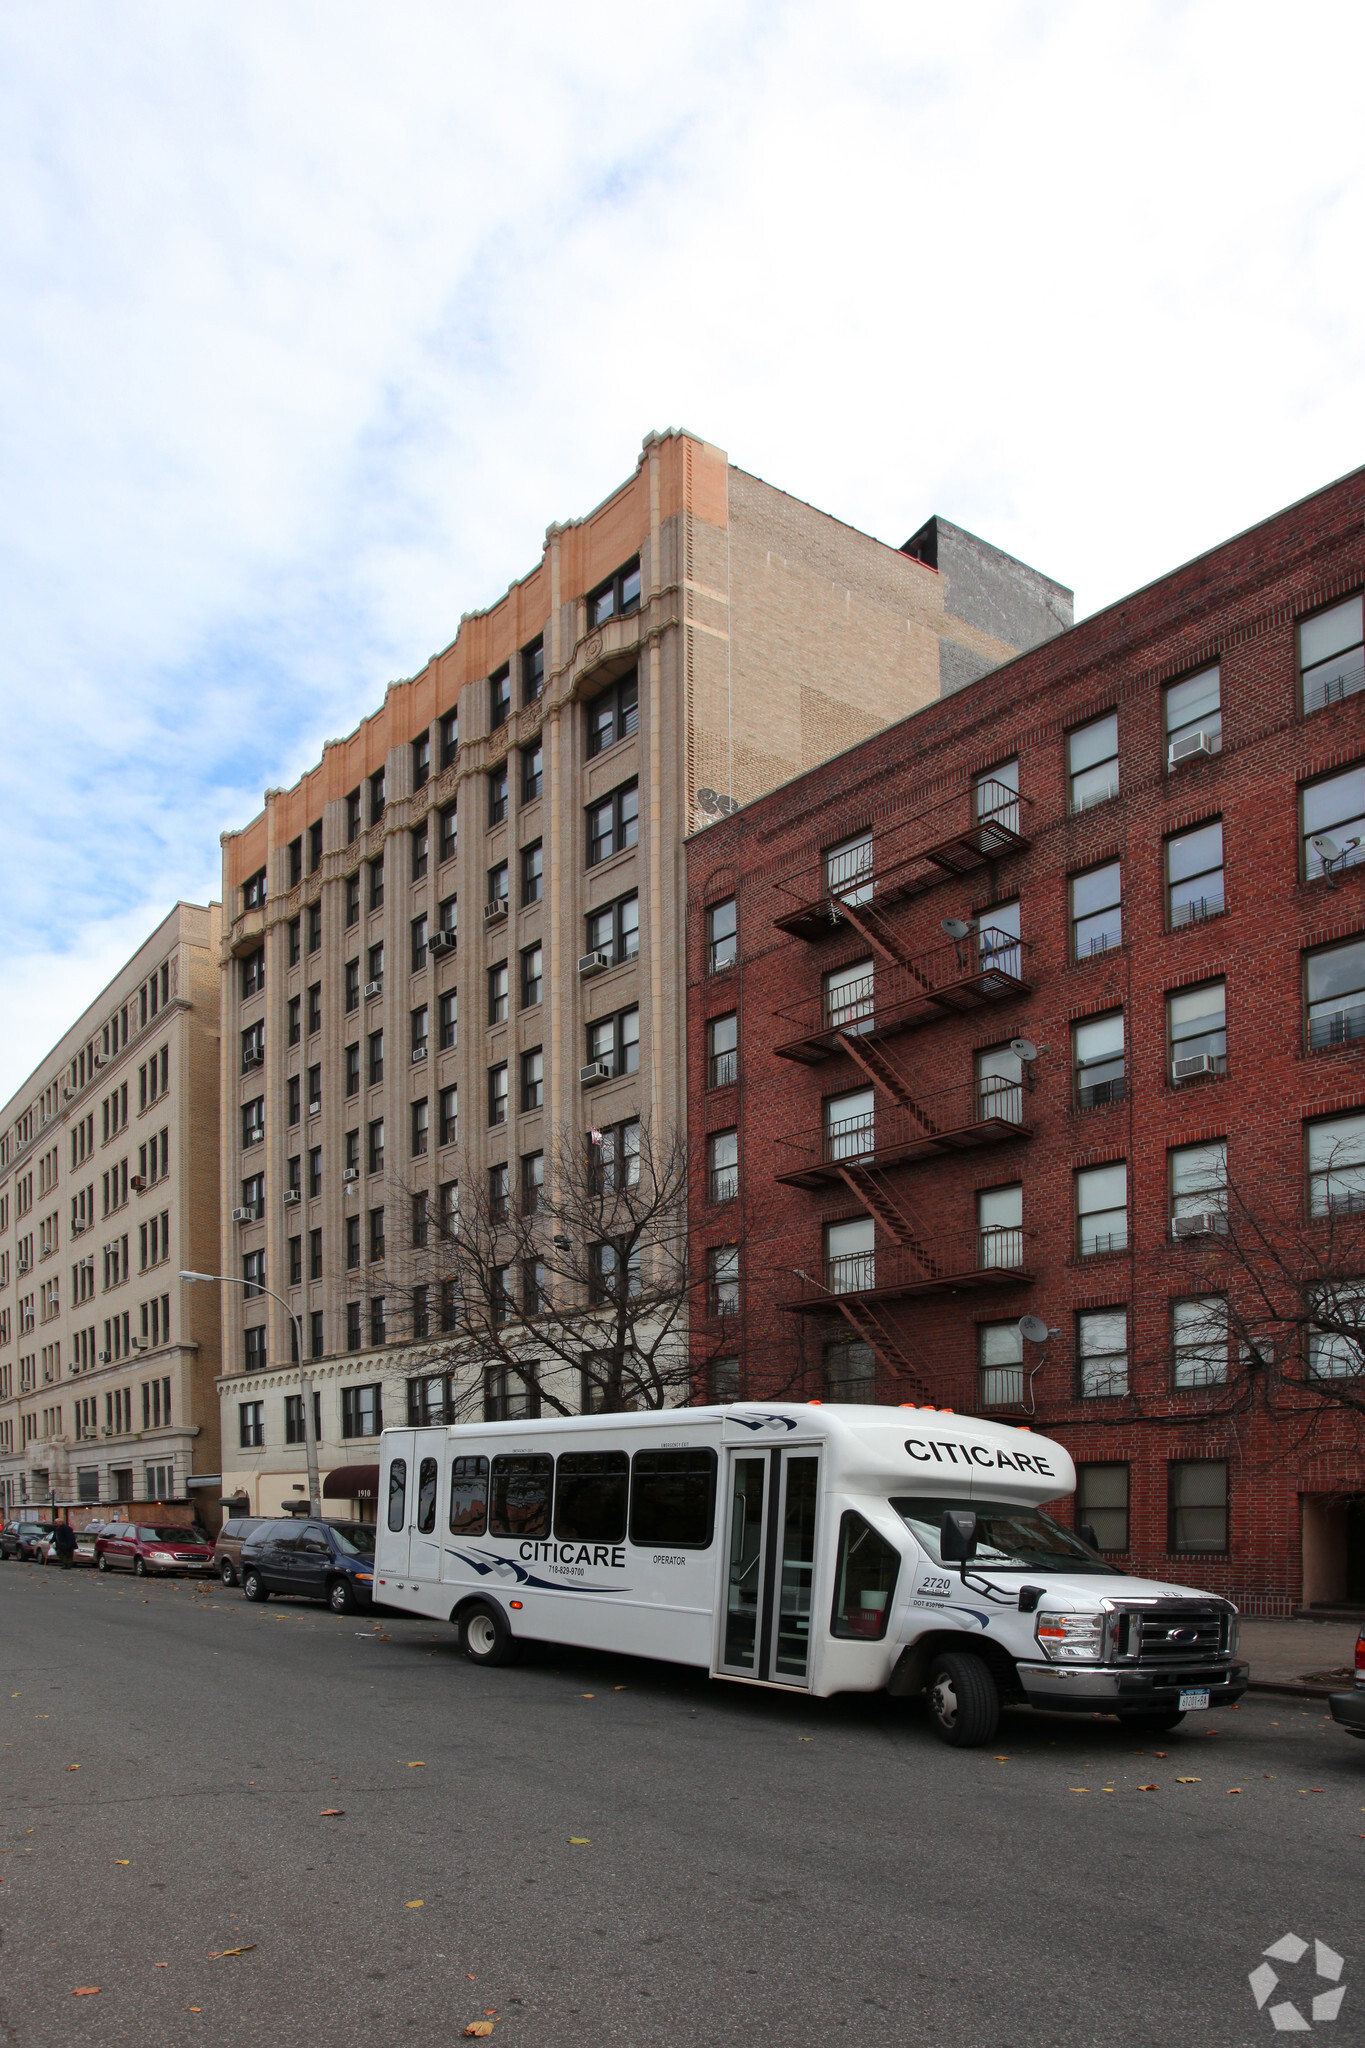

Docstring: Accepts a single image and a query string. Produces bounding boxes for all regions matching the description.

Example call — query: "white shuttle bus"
[373,1403,1248,1747]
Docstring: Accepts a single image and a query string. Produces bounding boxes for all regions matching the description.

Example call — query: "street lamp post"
[180,1271,321,1519]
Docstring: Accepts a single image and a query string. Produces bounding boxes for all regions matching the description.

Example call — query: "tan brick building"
[0,904,223,1520]
[217,428,1069,1514]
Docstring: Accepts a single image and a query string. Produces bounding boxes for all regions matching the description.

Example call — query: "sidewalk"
[1239,1617,1361,1697]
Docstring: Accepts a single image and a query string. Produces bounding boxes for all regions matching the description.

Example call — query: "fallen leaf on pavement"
[580,1693,594,1699]
[66,1765,79,1772]
[115,1858,130,1864]
[209,1945,257,1957]
[72,1987,101,1996]
[1227,1788,1242,1795]
[1153,1752,1168,1759]
[1069,1788,1090,1793]
[406,1900,423,1909]
[1175,1777,1201,1784]
[407,1761,425,1767]
[463,2025,495,2038]
[319,1809,344,1817]
[568,1838,590,1845]
[1137,1784,1158,1792]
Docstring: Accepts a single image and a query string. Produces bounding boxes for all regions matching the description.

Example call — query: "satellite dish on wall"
[1010,1038,1038,1062]
[941,918,971,940]
[716,793,739,816]
[697,788,721,815]
[1018,1315,1050,1344]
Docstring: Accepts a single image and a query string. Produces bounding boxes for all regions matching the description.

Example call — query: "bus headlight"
[1036,1612,1104,1662]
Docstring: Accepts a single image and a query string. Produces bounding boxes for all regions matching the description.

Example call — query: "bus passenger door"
[408,1430,445,1582]
[715,1447,820,1688]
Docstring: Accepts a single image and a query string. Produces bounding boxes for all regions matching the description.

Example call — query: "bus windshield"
[890,1496,1118,1575]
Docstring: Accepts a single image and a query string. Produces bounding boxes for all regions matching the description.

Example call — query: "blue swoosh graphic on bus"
[729,1413,798,1432]
[941,1606,992,1630]
[445,1547,630,1594]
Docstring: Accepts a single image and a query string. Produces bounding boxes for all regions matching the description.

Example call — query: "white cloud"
[0,0,1363,1095]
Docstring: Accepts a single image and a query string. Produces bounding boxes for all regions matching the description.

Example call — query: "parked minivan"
[213,1515,273,1587]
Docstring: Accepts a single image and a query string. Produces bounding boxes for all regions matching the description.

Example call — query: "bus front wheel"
[926,1651,1000,1748]
[460,1602,519,1667]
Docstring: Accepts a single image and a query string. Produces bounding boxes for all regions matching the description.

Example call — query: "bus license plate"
[1178,1689,1210,1710]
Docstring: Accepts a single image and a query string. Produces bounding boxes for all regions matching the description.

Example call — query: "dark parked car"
[2,1519,54,1561]
[239,1520,375,1613]
[1330,1627,1365,1740]
[95,1525,215,1577]
[213,1515,274,1587]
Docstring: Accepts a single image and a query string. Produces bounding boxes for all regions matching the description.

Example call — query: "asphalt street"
[0,1563,1359,2048]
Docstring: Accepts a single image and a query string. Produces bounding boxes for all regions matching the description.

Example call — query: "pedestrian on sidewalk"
[52,1519,76,1570]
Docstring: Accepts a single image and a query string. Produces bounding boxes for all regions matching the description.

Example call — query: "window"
[823,956,875,1034]
[1302,764,1365,880]
[522,740,543,802]
[1168,1461,1228,1553]
[242,1020,265,1071]
[1170,1138,1227,1225]
[439,990,458,1051]
[345,1214,360,1269]
[243,1326,267,1373]
[1077,1308,1128,1397]
[306,982,321,1036]
[345,873,360,927]
[1166,819,1224,928]
[368,1030,384,1087]
[446,1454,489,1535]
[241,1098,265,1150]
[1169,981,1227,1079]
[1076,1162,1127,1255]
[439,1180,459,1239]
[438,803,457,865]
[286,1391,322,1443]
[588,558,641,627]
[1306,1112,1365,1216]
[706,1012,737,1089]
[826,1215,873,1293]
[628,1448,716,1548]
[977,1184,1023,1268]
[1173,1296,1228,1387]
[369,768,385,825]
[586,1006,639,1078]
[342,1384,383,1438]
[521,943,542,1009]
[239,1401,264,1449]
[1308,1283,1365,1379]
[708,1128,738,1203]
[411,915,428,971]
[370,1296,387,1345]
[977,1322,1023,1408]
[552,1451,628,1543]
[368,1118,385,1175]
[438,893,457,938]
[1073,1011,1125,1109]
[309,1147,322,1198]
[708,1243,740,1317]
[346,1301,361,1350]
[521,1047,543,1111]
[976,1044,1024,1124]
[823,829,873,909]
[288,836,303,887]
[1306,936,1365,1052]
[346,789,361,842]
[411,822,428,881]
[411,1098,429,1158]
[368,942,384,986]
[828,1510,899,1642]
[974,757,1020,833]
[488,764,509,826]
[521,841,543,905]
[597,1118,640,1194]
[242,866,267,912]
[1068,711,1119,812]
[368,856,384,912]
[1165,665,1222,763]
[310,1227,322,1280]
[288,917,301,966]
[824,1086,874,1164]
[489,1453,554,1533]
[586,892,639,967]
[488,961,509,1025]
[521,1150,544,1214]
[488,1162,510,1225]
[412,730,430,789]
[587,670,639,757]
[369,1205,386,1263]
[488,861,509,909]
[488,1063,508,1127]
[705,897,737,973]
[522,635,544,704]
[439,707,459,770]
[1300,594,1364,715]
[240,948,265,999]
[587,781,639,865]
[1070,861,1122,960]
[307,904,322,953]
[344,960,360,1014]
[1076,1465,1129,1552]
[823,1338,876,1404]
[411,1005,428,1060]
[489,665,511,729]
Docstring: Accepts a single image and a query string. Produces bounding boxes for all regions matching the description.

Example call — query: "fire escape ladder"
[836,1030,921,1113]
[834,1165,939,1276]
[832,898,914,970]
[830,1296,933,1401]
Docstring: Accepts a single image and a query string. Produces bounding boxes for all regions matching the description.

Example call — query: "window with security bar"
[974,758,1019,833]
[977,1184,1022,1268]
[976,900,1020,978]
[1168,981,1226,1081]
[1305,935,1365,1053]
[1300,594,1364,716]
[1067,713,1118,813]
[825,1215,873,1295]
[1070,863,1121,959]
[823,956,874,1033]
[1302,764,1365,881]
[706,1013,737,1090]
[1172,1295,1228,1387]
[1073,1011,1125,1109]
[1306,1111,1365,1217]
[1166,819,1224,928]
[1307,1282,1365,1379]
[975,1045,1024,1123]
[977,1322,1023,1408]
[824,1087,874,1163]
[824,830,872,907]
[707,1129,738,1203]
[1169,1138,1227,1226]
[1076,1162,1127,1255]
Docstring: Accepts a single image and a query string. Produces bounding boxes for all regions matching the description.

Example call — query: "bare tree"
[384,1119,738,1419]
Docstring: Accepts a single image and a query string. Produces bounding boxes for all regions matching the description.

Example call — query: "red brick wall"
[686,465,1365,1614]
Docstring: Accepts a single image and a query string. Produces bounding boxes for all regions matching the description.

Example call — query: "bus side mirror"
[939,1509,978,1565]
[1078,1523,1099,1553]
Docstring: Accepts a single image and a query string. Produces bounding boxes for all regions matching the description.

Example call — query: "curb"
[1246,1679,1339,1701]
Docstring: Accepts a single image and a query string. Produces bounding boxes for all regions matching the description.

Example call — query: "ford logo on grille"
[1166,1626,1199,1642]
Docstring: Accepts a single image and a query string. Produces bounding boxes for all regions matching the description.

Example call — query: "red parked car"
[95,1524,215,1578]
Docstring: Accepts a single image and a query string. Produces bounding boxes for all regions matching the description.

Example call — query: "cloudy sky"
[1,0,1362,1098]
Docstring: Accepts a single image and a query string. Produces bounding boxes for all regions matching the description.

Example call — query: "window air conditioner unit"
[98,1351,110,1364]
[579,952,611,977]
[283,1188,301,1206]
[364,980,382,999]
[130,1338,147,1353]
[1169,730,1215,767]
[130,1175,146,1192]
[411,1045,428,1063]
[429,931,457,955]
[343,1166,360,1184]
[230,1206,253,1223]
[580,1062,612,1086]
[93,1053,105,1069]
[308,1099,321,1116]
[1172,1053,1217,1083]
[1172,1211,1229,1239]
[483,900,508,925]
[17,1257,29,1274]
[101,1424,112,1436]
[243,1049,263,1069]
[72,1220,86,1235]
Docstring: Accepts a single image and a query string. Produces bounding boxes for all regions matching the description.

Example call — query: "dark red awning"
[322,1464,380,1500]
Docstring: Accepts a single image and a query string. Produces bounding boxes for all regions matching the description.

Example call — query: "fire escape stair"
[828,1295,933,1402]
[834,1164,940,1278]
[836,1030,939,1131]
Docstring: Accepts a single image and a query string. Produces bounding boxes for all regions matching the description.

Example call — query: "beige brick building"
[0,904,223,1519]
[217,429,1070,1514]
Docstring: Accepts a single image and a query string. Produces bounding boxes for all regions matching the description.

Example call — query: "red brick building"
[686,470,1365,1615]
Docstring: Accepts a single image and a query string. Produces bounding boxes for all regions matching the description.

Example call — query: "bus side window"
[628,1449,717,1548]
[830,1511,900,1640]
[387,1458,408,1534]
[554,1451,628,1543]
[449,1456,489,1535]
[489,1454,553,1538]
[416,1457,438,1534]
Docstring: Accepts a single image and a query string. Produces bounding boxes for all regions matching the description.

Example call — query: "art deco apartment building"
[0,904,223,1516]
[685,462,1365,1614]
[218,427,1070,1514]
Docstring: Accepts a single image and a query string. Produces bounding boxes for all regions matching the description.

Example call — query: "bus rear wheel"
[460,1602,519,1667]
[926,1651,1000,1748]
